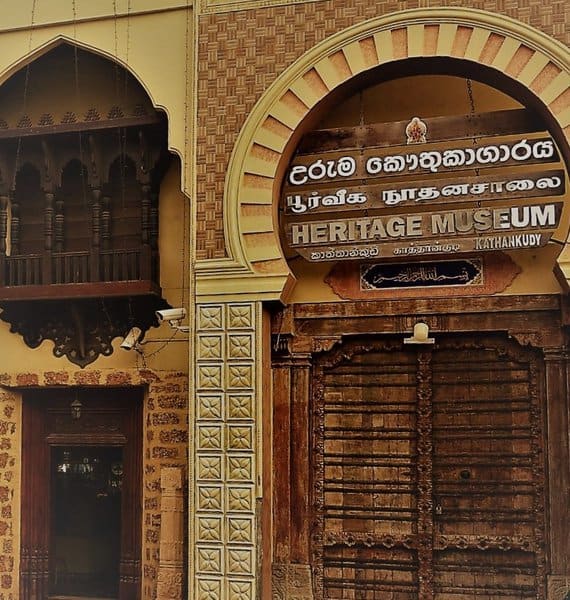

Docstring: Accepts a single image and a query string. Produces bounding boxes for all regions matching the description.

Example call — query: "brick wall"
[0,368,188,600]
[143,371,188,600]
[0,388,19,600]
[196,0,570,260]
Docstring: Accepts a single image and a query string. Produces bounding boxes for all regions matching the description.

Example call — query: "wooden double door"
[311,335,546,599]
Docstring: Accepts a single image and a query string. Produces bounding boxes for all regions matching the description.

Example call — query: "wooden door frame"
[20,387,143,600]
[270,293,570,597]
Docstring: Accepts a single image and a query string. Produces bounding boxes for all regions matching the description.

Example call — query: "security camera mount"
[155,308,188,333]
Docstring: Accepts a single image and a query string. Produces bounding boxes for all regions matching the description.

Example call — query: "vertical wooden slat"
[544,349,570,573]
[271,358,291,563]
[290,355,311,563]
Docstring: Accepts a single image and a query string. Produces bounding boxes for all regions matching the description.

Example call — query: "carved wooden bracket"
[509,330,544,348]
[0,295,167,368]
[311,335,342,354]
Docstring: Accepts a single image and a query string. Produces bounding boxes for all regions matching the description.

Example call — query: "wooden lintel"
[0,114,162,141]
[0,279,161,301]
[296,108,543,154]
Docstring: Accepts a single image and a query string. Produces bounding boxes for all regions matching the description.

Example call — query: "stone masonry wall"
[143,371,189,600]
[0,387,19,600]
[0,368,188,600]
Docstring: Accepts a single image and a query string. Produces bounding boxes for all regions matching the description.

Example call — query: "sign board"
[280,112,565,262]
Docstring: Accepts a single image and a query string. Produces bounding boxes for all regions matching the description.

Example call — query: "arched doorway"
[21,388,142,600]
[269,48,569,600]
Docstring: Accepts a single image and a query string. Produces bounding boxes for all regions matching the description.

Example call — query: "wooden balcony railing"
[0,246,157,299]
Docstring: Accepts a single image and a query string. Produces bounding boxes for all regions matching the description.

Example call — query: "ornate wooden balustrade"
[0,247,156,299]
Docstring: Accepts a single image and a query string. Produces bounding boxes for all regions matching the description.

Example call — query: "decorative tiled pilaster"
[194,302,259,599]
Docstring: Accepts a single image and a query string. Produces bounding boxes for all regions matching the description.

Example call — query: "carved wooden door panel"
[431,342,545,599]
[311,336,546,599]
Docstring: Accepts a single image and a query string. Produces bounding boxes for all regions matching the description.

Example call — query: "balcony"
[0,247,159,301]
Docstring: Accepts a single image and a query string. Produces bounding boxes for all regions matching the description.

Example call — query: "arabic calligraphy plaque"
[360,259,482,290]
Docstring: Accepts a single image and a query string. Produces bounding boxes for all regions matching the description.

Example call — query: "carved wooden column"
[149,189,159,280]
[0,193,7,286]
[43,191,54,284]
[54,195,64,253]
[271,331,320,600]
[10,189,19,256]
[90,188,101,281]
[101,195,111,279]
[157,467,184,600]
[140,183,151,280]
[271,346,293,569]
[543,348,570,599]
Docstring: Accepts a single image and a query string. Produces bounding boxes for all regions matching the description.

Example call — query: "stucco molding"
[199,0,319,14]
[209,7,570,301]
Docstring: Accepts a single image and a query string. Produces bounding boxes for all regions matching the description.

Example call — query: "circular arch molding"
[215,7,570,301]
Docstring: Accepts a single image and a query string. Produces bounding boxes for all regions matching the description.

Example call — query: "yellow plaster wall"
[0,3,191,185]
[0,1,187,35]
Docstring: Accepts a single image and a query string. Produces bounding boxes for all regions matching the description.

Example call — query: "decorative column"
[42,191,54,284]
[90,188,101,282]
[157,468,185,600]
[0,193,7,285]
[54,195,64,253]
[543,348,570,599]
[9,189,19,256]
[271,342,314,600]
[193,302,259,600]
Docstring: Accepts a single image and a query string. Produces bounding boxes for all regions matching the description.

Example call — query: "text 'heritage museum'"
[0,1,568,599]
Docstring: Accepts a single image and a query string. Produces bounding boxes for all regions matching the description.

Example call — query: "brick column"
[157,467,185,600]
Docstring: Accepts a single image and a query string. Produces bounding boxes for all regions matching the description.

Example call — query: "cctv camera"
[120,327,143,350]
[155,308,186,323]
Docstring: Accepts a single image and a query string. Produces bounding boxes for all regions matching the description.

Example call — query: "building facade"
[0,2,191,599]
[0,1,568,599]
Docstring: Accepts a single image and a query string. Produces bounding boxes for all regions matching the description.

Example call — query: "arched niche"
[279,62,570,302]
[0,42,176,367]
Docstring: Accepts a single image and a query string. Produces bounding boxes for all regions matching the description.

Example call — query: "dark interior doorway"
[20,388,142,600]
[50,446,123,598]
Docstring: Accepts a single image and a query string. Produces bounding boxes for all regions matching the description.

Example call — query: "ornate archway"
[200,7,570,300]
